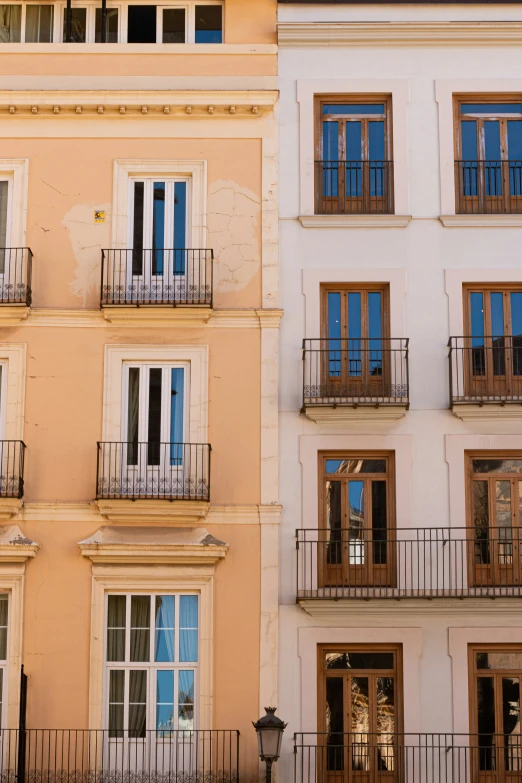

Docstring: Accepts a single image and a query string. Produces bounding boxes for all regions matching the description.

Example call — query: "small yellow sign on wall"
[94,210,106,223]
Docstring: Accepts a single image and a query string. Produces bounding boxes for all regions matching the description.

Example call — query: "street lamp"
[252,707,287,783]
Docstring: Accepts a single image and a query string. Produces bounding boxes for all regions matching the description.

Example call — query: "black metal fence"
[455,160,522,214]
[101,250,213,306]
[0,249,32,306]
[295,733,522,783]
[96,442,211,501]
[5,729,239,783]
[296,527,522,599]
[0,441,26,499]
[303,338,409,409]
[448,336,522,404]
[315,161,394,214]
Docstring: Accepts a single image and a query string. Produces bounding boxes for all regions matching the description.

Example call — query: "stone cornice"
[278,21,522,47]
[17,307,283,328]
[299,598,522,618]
[0,43,277,55]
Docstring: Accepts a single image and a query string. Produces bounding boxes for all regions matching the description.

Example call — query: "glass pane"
[325,678,344,771]
[477,678,496,771]
[345,123,362,197]
[473,460,522,474]
[376,678,395,771]
[132,182,144,275]
[108,670,124,738]
[462,104,522,115]
[477,651,522,670]
[152,182,165,276]
[348,481,364,566]
[155,596,174,663]
[95,7,118,42]
[473,481,490,566]
[195,5,222,44]
[511,294,522,377]
[461,121,478,161]
[173,182,187,273]
[130,596,150,663]
[369,122,385,196]
[496,481,513,565]
[25,5,53,42]
[322,122,339,197]
[129,670,147,738]
[156,670,174,733]
[484,122,502,198]
[0,669,3,726]
[147,367,162,466]
[490,292,506,376]
[368,292,382,376]
[63,8,86,42]
[178,670,195,731]
[127,5,156,43]
[347,292,361,377]
[323,104,385,115]
[326,651,395,670]
[351,677,370,770]
[326,480,342,566]
[163,8,185,43]
[507,123,522,196]
[502,677,521,771]
[0,595,7,661]
[170,368,184,465]
[372,481,387,565]
[0,181,8,278]
[325,459,386,475]
[107,595,126,662]
[327,292,341,377]
[127,367,139,466]
[180,595,198,663]
[0,6,21,42]
[470,292,485,377]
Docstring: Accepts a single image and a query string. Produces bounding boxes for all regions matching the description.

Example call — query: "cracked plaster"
[62,202,111,306]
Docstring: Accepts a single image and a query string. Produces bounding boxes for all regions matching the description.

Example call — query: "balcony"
[302,338,409,423]
[95,442,211,523]
[294,733,519,783]
[296,527,522,606]
[315,160,394,216]
[0,248,33,322]
[5,729,239,783]
[448,336,522,421]
[455,160,522,215]
[100,249,213,325]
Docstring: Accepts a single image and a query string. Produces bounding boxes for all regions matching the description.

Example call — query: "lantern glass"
[257,727,283,761]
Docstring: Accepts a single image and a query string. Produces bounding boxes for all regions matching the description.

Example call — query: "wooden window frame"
[318,451,396,588]
[314,95,393,163]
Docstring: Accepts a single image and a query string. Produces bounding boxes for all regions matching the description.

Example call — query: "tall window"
[106,593,198,737]
[469,645,522,775]
[0,595,7,729]
[468,454,522,586]
[319,645,401,774]
[455,99,522,214]
[315,96,393,215]
[320,453,395,588]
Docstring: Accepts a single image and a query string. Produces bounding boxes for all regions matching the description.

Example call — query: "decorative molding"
[0,524,38,560]
[14,308,283,329]
[0,306,30,324]
[452,403,522,422]
[440,214,522,228]
[299,215,412,228]
[95,499,210,525]
[0,502,24,523]
[0,43,277,55]
[298,598,522,618]
[102,306,213,326]
[278,22,522,48]
[303,405,408,424]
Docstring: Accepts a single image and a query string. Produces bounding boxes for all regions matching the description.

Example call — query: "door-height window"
[319,644,402,774]
[106,593,198,737]
[469,645,522,776]
[455,99,522,213]
[0,595,8,729]
[315,96,393,215]
[468,454,522,587]
[127,2,223,43]
[464,285,522,399]
[320,453,395,588]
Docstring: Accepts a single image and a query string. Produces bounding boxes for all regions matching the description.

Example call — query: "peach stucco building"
[0,2,279,781]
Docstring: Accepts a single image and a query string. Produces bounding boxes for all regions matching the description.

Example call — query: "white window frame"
[56,1,121,43]
[103,591,200,735]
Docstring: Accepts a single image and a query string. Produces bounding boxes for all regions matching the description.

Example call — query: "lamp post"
[252,707,287,783]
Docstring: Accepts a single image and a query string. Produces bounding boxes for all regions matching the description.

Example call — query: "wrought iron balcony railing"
[0,441,26,499]
[101,249,213,307]
[448,336,522,405]
[0,248,32,305]
[4,729,239,783]
[302,338,409,409]
[315,160,394,215]
[455,160,522,214]
[296,527,522,600]
[96,442,211,501]
[295,733,522,783]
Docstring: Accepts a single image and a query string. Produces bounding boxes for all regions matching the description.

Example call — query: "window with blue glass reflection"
[466,286,522,382]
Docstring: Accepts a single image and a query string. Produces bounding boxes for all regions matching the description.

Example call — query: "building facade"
[278,1,522,781]
[0,2,279,781]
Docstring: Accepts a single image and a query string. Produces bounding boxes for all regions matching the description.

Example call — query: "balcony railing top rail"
[0,440,26,499]
[297,526,522,600]
[0,248,32,306]
[96,442,211,501]
[101,249,213,307]
[448,335,522,404]
[303,337,409,408]
[315,160,394,215]
[455,159,522,214]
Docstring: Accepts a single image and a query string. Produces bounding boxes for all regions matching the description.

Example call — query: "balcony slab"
[299,215,412,228]
[452,403,522,422]
[0,499,23,521]
[102,306,213,326]
[303,404,408,424]
[298,597,522,619]
[0,305,30,324]
[95,499,210,524]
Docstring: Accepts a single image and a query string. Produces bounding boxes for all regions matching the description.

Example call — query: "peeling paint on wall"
[208,180,260,293]
[62,202,111,306]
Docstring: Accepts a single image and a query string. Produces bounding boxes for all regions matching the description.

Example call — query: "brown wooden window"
[319,644,402,774]
[315,95,393,215]
[454,97,522,214]
[319,453,395,588]
[469,644,522,776]
[467,453,522,587]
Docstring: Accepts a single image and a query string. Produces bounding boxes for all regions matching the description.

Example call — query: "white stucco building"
[277,2,522,781]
